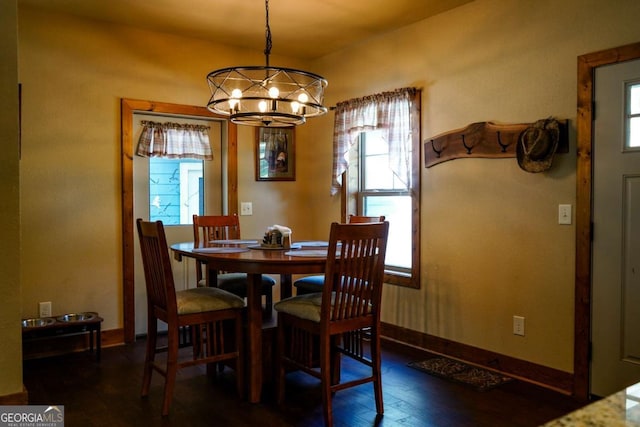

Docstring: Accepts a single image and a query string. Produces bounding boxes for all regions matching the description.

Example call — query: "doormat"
[407,357,513,392]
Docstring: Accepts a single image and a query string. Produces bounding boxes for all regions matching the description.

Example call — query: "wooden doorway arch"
[575,41,640,399]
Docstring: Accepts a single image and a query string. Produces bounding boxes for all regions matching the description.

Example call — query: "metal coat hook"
[496,131,509,152]
[431,139,443,158]
[461,134,473,154]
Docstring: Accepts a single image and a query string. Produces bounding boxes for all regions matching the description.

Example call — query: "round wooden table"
[171,241,327,403]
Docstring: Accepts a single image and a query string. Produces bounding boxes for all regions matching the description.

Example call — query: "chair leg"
[371,330,384,415]
[141,316,158,398]
[161,327,180,416]
[234,313,245,399]
[275,314,286,405]
[330,335,341,386]
[265,288,273,313]
[320,337,335,427]
[320,334,334,427]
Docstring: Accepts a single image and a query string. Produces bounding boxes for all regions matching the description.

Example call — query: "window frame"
[342,90,421,288]
[625,80,640,150]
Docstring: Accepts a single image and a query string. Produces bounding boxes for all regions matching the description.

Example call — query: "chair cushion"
[176,287,245,314]
[219,273,276,298]
[198,273,276,297]
[274,292,323,322]
[275,292,373,323]
[293,275,324,295]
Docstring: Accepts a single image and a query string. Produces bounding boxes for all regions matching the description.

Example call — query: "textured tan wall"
[308,0,640,372]
[0,0,23,397]
[14,0,640,377]
[16,6,310,331]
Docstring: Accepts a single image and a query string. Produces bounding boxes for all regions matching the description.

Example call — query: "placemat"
[284,250,328,257]
[208,239,258,245]
[192,247,249,253]
[297,241,329,247]
[248,244,302,250]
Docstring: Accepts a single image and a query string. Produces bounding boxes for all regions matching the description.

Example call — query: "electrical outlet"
[240,202,253,216]
[39,301,52,318]
[513,315,525,336]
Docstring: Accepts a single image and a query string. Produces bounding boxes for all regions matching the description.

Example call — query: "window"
[136,119,213,225]
[337,88,421,288]
[149,157,203,225]
[357,131,413,271]
[626,81,640,149]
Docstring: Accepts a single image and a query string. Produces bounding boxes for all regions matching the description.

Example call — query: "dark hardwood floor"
[23,336,585,427]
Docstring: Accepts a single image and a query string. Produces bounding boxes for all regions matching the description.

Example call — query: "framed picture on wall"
[255,126,296,181]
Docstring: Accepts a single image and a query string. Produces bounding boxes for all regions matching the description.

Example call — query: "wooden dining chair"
[193,214,276,312]
[275,221,390,427]
[293,215,385,296]
[136,219,245,416]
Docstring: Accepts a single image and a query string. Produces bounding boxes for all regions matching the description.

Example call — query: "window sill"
[384,271,419,288]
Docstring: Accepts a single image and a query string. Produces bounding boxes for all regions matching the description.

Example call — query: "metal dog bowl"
[57,312,97,322]
[22,317,56,328]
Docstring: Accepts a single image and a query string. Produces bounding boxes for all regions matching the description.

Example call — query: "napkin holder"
[262,225,292,249]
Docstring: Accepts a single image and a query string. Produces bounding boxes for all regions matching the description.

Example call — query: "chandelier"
[206,0,328,127]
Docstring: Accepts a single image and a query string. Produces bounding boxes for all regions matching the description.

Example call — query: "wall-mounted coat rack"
[424,119,568,168]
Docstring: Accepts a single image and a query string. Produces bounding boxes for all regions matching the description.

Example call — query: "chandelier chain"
[264,0,272,67]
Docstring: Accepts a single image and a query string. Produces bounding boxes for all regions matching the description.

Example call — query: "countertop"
[542,383,640,426]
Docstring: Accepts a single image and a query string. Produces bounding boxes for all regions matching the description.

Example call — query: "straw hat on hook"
[516,117,560,173]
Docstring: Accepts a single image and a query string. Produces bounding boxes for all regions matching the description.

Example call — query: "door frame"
[575,41,640,399]
[121,98,238,343]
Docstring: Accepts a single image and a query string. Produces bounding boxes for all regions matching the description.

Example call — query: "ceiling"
[19,0,473,59]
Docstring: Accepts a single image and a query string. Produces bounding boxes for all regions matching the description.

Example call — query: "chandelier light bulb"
[229,88,242,112]
[268,86,280,98]
[298,93,309,103]
[258,100,268,113]
[291,101,300,113]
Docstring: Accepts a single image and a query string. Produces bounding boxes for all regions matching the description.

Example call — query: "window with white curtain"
[334,88,421,288]
[137,121,212,225]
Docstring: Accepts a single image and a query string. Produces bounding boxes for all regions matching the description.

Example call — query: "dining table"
[170,239,330,403]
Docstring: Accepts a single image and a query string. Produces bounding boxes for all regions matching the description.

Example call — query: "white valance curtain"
[136,121,212,160]
[331,87,416,195]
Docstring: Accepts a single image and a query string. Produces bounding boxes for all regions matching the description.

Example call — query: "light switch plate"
[558,204,572,225]
[513,315,525,336]
[240,202,253,216]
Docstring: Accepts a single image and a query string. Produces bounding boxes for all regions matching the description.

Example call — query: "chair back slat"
[136,219,178,318]
[348,214,385,224]
[192,214,242,281]
[193,214,241,247]
[322,222,389,323]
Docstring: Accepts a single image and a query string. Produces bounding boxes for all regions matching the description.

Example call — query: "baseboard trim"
[102,328,125,347]
[22,323,574,395]
[381,322,575,396]
[0,386,28,405]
